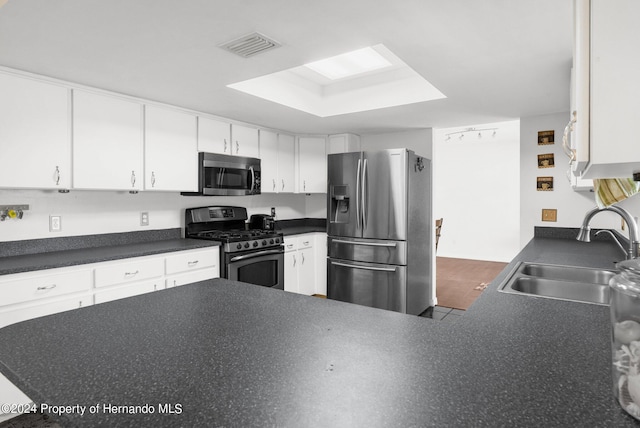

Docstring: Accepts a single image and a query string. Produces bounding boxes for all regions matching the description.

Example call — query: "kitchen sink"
[497,262,617,305]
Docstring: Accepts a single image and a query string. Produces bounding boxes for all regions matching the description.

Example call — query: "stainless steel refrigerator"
[327,148,433,315]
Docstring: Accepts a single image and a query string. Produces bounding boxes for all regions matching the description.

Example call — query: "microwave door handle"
[356,158,361,230]
[230,248,282,262]
[249,166,255,193]
[218,168,225,187]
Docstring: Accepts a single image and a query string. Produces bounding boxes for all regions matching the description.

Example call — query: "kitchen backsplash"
[0,189,327,242]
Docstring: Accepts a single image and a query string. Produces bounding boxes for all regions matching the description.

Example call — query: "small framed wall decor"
[537,130,555,145]
[537,176,554,191]
[537,153,555,168]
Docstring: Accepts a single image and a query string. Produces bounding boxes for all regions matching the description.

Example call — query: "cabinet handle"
[78,300,83,308]
[187,260,199,267]
[224,139,228,153]
[131,171,136,187]
[293,255,297,267]
[303,180,306,192]
[301,253,305,264]
[282,179,285,191]
[236,141,239,154]
[273,179,276,191]
[54,166,61,185]
[302,241,310,245]
[151,171,156,187]
[124,270,139,277]
[36,284,57,290]
[562,111,577,162]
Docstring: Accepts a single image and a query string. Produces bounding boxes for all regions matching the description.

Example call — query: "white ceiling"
[0,0,572,135]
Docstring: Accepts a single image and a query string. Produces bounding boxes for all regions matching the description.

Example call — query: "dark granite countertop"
[0,238,219,276]
[0,234,638,427]
[275,218,326,236]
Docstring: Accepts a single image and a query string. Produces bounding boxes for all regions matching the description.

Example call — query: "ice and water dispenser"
[330,184,350,224]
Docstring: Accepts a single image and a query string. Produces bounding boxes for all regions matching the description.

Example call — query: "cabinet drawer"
[94,257,164,288]
[284,236,299,252]
[166,266,219,288]
[94,279,162,304]
[298,235,314,249]
[165,248,218,275]
[0,268,92,308]
[0,293,92,329]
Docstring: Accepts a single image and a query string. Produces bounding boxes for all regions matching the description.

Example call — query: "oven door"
[226,247,284,289]
[202,154,261,196]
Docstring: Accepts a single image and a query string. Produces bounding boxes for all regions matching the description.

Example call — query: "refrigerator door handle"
[332,239,397,248]
[356,158,362,230]
[330,261,397,272]
[362,158,368,229]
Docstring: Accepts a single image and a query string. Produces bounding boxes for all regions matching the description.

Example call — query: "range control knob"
[244,242,250,249]
[270,239,274,244]
[236,243,242,250]
[253,241,258,247]
[262,240,267,246]
[275,238,280,244]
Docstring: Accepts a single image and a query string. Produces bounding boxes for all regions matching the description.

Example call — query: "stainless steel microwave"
[182,152,261,196]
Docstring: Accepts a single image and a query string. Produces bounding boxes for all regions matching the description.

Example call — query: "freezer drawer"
[327,258,407,313]
[328,236,406,265]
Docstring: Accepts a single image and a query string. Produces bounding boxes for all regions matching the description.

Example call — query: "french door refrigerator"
[327,148,433,315]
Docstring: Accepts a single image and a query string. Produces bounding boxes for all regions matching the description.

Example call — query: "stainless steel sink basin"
[497,262,617,305]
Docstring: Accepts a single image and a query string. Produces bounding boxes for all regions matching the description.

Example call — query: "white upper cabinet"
[198,116,231,154]
[260,130,295,193]
[231,124,260,158]
[144,105,198,192]
[278,133,296,193]
[327,133,361,154]
[72,90,143,191]
[260,130,279,193]
[570,0,640,179]
[297,136,327,193]
[0,72,71,189]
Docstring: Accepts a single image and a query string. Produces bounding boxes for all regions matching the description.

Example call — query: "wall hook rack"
[0,204,30,221]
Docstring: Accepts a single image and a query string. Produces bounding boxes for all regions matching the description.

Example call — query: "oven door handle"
[229,248,283,262]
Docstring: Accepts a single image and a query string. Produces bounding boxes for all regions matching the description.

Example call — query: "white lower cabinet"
[94,279,162,304]
[283,234,320,296]
[165,247,220,287]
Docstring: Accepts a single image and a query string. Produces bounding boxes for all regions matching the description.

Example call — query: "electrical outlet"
[271,207,276,218]
[140,212,149,226]
[49,215,62,232]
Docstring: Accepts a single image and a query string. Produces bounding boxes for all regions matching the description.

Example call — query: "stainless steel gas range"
[185,206,284,289]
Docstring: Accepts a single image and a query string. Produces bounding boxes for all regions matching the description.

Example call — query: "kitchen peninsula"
[0,232,637,427]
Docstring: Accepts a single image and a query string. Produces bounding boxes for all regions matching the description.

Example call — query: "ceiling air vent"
[219,32,281,58]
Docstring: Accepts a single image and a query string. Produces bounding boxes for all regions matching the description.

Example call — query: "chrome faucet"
[576,205,639,259]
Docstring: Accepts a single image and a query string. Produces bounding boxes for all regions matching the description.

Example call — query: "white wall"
[361,129,433,159]
[520,112,640,247]
[433,120,521,262]
[0,189,312,242]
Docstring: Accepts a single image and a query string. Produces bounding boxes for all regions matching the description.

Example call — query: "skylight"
[227,44,446,117]
[304,47,392,80]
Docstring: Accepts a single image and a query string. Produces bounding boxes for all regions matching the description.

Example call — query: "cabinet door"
[284,251,298,293]
[198,116,231,154]
[260,130,279,193]
[166,267,219,288]
[0,293,92,329]
[297,247,316,295]
[94,257,164,288]
[73,90,143,190]
[231,124,260,158]
[165,247,219,275]
[314,233,328,296]
[94,279,162,304]
[327,133,361,154]
[278,134,296,193]
[145,105,198,191]
[0,72,70,189]
[298,136,327,193]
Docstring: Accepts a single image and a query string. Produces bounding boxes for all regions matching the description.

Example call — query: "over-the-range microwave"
[181,152,261,196]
